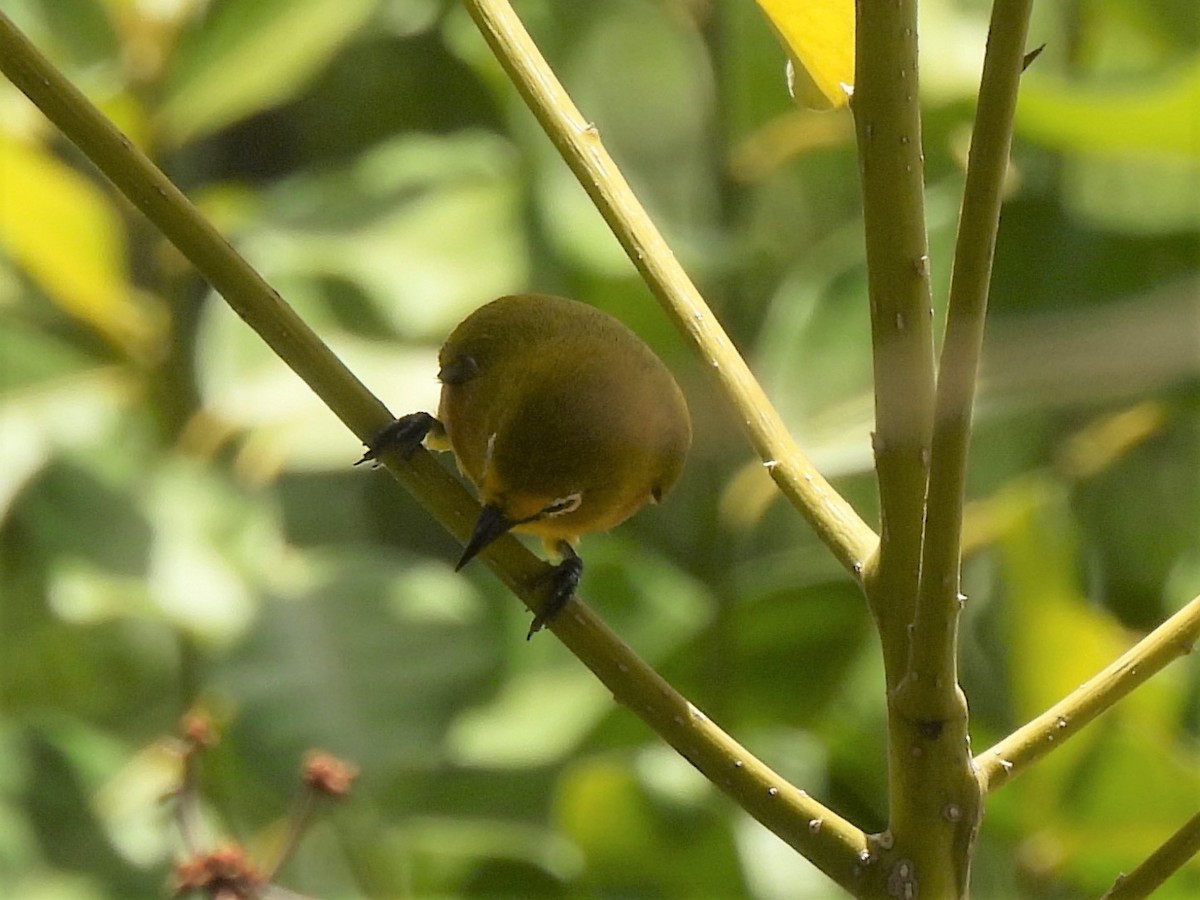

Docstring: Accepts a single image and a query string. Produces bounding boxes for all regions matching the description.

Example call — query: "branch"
[906,0,1033,722]
[851,3,950,894]
[0,8,503,605]
[886,5,1037,875]
[851,0,1029,894]
[1100,811,1200,900]
[459,0,877,579]
[0,10,870,888]
[976,591,1200,792]
[853,0,937,676]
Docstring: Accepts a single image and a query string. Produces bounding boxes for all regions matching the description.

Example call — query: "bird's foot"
[356,412,437,465]
[528,543,583,639]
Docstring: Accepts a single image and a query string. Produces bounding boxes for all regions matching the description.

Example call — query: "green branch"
[880,1,1033,891]
[1100,810,1200,900]
[852,0,1031,894]
[907,0,1033,723]
[0,8,869,888]
[850,1,954,894]
[0,8,492,578]
[977,591,1200,792]
[853,0,937,680]
[459,0,878,579]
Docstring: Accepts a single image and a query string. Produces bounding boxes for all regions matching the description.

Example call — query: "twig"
[1100,810,1200,900]
[167,712,222,856]
[459,0,878,579]
[263,753,358,882]
[977,592,1200,792]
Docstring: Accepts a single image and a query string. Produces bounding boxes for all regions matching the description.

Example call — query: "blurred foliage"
[0,0,1198,897]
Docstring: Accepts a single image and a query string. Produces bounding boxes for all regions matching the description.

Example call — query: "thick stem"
[884,0,1034,893]
[854,0,1033,894]
[852,1,945,895]
[853,0,937,680]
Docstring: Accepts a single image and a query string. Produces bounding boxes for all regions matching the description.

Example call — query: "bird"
[359,293,691,636]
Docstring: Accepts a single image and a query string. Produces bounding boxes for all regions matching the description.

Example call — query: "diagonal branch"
[459,0,877,579]
[0,9,870,888]
[1100,810,1200,900]
[976,591,1200,792]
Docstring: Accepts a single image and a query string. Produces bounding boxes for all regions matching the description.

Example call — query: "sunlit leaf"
[449,670,613,767]
[160,0,378,145]
[93,741,180,867]
[555,760,657,869]
[555,754,744,895]
[1017,59,1200,159]
[235,132,528,339]
[993,481,1135,719]
[754,0,854,110]
[0,137,162,356]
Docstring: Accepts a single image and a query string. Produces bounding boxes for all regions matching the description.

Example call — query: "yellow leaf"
[755,0,855,110]
[0,136,162,357]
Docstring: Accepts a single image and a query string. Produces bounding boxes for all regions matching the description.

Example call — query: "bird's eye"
[438,353,479,385]
[541,493,582,518]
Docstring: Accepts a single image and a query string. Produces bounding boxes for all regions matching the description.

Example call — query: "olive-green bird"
[360,294,691,636]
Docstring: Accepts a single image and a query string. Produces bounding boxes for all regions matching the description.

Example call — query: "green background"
[1,0,1197,897]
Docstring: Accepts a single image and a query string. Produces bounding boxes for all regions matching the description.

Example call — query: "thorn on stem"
[1022,44,1046,72]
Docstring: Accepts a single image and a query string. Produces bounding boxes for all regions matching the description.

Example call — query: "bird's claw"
[527,546,583,639]
[356,412,436,466]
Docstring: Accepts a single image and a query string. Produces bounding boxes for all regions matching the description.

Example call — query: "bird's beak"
[457,503,514,571]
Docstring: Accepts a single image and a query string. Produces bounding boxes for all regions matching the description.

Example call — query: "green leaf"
[1017,59,1200,159]
[994,481,1133,720]
[160,0,379,145]
[217,555,502,777]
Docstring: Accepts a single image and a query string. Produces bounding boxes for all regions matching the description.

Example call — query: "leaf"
[554,755,743,896]
[754,0,855,110]
[1017,59,1200,159]
[993,481,1133,720]
[217,555,502,776]
[160,0,378,145]
[0,137,162,357]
